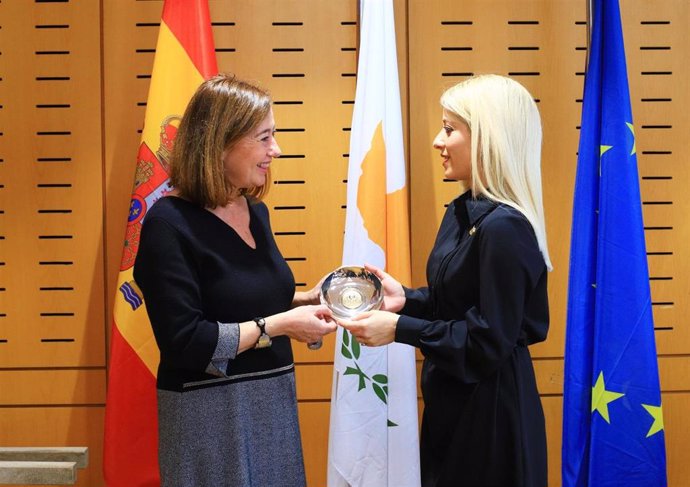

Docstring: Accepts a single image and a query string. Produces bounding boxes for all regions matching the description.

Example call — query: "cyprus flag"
[327,1,420,486]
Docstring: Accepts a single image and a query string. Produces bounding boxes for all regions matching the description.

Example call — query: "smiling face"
[432,110,472,182]
[222,109,281,195]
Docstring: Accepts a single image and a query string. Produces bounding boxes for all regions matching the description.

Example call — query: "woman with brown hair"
[134,74,336,486]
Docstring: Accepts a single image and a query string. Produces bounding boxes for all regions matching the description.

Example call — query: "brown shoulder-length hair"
[170,74,272,208]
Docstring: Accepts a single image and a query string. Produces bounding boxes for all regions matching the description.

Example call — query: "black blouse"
[133,196,296,392]
[396,190,549,487]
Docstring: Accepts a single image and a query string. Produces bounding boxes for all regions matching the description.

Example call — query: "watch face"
[256,334,272,349]
[319,266,383,318]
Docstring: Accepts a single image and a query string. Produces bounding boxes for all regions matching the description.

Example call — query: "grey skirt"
[157,367,306,487]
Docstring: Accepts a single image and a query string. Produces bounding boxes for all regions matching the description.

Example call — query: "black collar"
[453,190,499,229]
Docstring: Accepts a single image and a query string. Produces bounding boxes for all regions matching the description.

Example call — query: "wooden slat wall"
[0,0,105,486]
[0,1,106,363]
[408,4,583,485]
[626,2,690,483]
[408,0,690,485]
[0,1,688,486]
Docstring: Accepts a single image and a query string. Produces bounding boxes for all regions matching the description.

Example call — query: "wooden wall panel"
[0,0,686,486]
[625,1,690,354]
[0,0,107,484]
[409,1,690,485]
[662,393,690,484]
[543,396,564,487]
[0,0,105,367]
[408,0,586,359]
[0,407,104,487]
[217,0,359,302]
[0,369,106,406]
[298,401,331,487]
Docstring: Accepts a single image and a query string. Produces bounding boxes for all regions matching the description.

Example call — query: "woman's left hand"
[337,310,399,347]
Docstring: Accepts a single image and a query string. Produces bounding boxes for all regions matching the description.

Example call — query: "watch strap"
[253,317,272,349]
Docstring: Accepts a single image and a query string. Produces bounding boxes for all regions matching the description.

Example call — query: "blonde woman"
[340,74,551,487]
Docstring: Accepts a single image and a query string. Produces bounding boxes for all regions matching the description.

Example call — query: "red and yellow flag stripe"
[104,1,217,485]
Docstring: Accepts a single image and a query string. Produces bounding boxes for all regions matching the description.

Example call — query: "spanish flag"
[327,1,420,486]
[103,1,217,485]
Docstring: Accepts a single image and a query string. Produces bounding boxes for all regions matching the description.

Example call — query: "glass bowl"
[320,266,383,318]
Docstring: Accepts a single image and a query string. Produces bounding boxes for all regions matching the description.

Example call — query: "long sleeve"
[400,286,431,318]
[134,216,222,373]
[205,321,240,377]
[395,211,547,383]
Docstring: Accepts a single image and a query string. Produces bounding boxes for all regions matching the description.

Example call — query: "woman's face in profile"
[222,109,281,193]
[432,110,472,182]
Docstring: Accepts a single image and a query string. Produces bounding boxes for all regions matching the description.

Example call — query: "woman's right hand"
[267,304,337,344]
[365,263,406,313]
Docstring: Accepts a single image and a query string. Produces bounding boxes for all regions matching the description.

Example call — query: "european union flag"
[562,0,667,486]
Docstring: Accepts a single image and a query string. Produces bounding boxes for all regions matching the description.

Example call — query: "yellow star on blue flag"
[591,371,624,423]
[626,122,636,155]
[642,404,664,437]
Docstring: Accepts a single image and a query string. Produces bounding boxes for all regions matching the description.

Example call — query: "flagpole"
[586,0,593,67]
[356,0,361,67]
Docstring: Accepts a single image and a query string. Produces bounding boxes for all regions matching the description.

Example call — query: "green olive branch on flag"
[340,329,398,427]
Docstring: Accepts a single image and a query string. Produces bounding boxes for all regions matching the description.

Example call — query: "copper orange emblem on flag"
[356,122,410,281]
[357,122,387,250]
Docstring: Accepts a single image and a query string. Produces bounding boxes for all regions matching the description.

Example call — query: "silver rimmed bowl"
[320,266,383,318]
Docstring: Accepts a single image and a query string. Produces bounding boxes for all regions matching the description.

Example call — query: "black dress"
[395,191,549,487]
[133,196,306,487]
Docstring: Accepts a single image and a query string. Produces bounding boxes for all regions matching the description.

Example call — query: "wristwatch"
[253,317,272,349]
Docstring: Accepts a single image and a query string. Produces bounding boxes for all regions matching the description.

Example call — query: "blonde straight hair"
[441,74,552,270]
